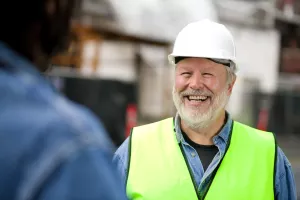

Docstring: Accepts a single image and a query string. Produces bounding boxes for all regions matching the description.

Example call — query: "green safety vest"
[126,118,276,200]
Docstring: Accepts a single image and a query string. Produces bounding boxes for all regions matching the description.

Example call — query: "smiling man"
[113,19,296,200]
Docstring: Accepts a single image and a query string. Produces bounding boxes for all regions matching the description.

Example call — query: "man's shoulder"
[0,85,113,152]
[232,120,275,145]
[114,137,129,161]
[127,117,175,147]
[39,96,113,149]
[114,118,173,158]
[133,117,174,131]
[0,87,116,193]
[233,120,273,134]
[0,66,111,149]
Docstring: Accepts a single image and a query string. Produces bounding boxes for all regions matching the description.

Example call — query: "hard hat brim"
[168,54,238,73]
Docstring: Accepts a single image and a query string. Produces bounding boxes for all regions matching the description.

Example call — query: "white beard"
[172,86,230,130]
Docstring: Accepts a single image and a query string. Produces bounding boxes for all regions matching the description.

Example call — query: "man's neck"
[180,111,227,145]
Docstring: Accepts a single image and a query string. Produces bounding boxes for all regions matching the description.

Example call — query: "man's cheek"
[175,79,187,92]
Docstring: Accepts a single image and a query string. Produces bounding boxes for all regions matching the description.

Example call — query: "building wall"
[138,45,174,120]
[224,25,281,121]
[81,40,174,121]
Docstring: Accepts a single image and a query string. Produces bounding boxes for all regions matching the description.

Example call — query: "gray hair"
[225,61,237,85]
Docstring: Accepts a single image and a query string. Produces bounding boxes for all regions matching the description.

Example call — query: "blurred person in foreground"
[114,19,297,200]
[0,1,127,200]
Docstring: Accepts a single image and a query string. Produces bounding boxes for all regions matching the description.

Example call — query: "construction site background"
[46,0,300,197]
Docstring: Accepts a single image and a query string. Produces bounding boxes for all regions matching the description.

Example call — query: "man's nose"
[189,74,204,90]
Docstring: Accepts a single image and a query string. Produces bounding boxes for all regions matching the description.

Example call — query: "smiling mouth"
[184,95,209,102]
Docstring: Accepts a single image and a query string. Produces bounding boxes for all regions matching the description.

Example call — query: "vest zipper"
[179,143,201,200]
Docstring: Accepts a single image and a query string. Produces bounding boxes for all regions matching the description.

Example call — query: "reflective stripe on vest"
[126,118,276,200]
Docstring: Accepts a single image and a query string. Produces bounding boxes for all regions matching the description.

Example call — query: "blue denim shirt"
[0,42,127,200]
[113,113,297,200]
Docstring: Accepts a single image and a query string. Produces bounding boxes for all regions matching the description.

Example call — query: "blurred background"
[45,0,299,196]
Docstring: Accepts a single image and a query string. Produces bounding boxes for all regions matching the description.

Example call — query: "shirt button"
[191,152,196,157]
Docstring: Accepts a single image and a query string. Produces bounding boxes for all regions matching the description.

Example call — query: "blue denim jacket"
[113,113,297,200]
[0,42,127,200]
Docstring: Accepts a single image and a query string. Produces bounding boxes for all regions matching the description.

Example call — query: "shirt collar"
[174,112,233,146]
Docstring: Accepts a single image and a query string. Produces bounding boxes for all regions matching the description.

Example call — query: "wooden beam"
[94,28,171,47]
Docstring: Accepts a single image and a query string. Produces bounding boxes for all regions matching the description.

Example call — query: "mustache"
[179,89,212,97]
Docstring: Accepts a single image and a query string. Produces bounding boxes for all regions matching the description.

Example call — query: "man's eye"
[181,72,191,76]
[203,73,213,77]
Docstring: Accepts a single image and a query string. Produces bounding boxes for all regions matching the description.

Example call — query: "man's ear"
[228,76,236,94]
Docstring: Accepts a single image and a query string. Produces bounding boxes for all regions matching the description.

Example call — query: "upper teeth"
[189,96,207,100]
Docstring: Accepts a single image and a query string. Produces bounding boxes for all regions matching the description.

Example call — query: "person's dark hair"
[0,0,76,67]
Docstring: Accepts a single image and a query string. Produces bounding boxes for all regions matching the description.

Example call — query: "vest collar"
[174,112,233,146]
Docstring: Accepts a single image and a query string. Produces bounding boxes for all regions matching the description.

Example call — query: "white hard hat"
[168,19,237,72]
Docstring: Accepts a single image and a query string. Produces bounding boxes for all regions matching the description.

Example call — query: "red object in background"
[256,108,269,131]
[125,104,137,137]
[277,0,295,10]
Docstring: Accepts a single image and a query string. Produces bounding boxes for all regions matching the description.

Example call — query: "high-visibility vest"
[126,118,276,200]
